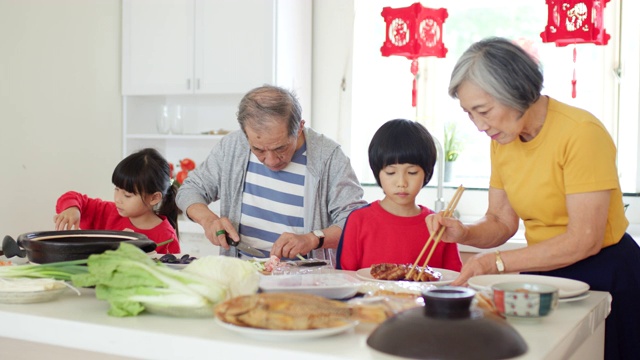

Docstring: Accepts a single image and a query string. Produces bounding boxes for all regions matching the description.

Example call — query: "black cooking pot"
[2,230,156,264]
[367,286,528,359]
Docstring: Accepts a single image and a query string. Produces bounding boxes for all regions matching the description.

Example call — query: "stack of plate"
[468,274,591,303]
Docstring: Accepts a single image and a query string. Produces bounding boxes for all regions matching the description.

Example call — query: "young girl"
[336,119,462,272]
[54,148,181,254]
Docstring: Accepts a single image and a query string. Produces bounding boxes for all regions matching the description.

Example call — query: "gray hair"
[448,37,543,113]
[236,85,302,137]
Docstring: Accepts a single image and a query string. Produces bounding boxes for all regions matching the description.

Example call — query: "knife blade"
[226,236,267,258]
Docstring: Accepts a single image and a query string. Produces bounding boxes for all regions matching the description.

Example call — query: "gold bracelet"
[495,250,505,274]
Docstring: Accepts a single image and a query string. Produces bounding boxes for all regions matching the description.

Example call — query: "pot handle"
[2,235,26,258]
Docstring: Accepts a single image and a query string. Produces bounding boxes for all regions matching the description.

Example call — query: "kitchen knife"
[226,236,267,258]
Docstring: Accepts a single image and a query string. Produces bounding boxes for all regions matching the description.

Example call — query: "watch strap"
[495,250,505,274]
[313,230,325,250]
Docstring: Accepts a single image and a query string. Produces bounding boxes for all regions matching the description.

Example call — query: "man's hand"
[271,232,316,259]
[202,216,238,250]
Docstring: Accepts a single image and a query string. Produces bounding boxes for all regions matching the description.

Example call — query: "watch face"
[313,230,325,238]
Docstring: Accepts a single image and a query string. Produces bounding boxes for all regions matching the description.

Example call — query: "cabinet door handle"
[196,78,201,90]
[186,79,191,90]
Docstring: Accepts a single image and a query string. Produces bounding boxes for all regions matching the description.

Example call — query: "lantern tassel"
[411,59,419,107]
[571,45,577,98]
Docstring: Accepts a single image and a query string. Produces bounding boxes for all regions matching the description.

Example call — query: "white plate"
[468,274,590,298]
[355,267,459,286]
[214,318,357,341]
[164,263,189,270]
[259,273,360,299]
[0,287,67,304]
[152,253,196,270]
[558,292,590,303]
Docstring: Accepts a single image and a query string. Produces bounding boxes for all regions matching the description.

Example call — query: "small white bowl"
[491,282,559,318]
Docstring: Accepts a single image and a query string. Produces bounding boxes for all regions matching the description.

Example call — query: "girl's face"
[456,81,524,145]
[113,187,157,219]
[379,163,425,214]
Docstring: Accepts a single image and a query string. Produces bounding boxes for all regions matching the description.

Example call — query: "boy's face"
[379,163,425,212]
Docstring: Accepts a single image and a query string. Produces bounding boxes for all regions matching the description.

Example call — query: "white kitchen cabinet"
[121,0,311,173]
[122,0,194,95]
[122,0,309,96]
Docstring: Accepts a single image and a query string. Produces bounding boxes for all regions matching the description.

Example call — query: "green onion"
[156,238,174,247]
[0,259,89,281]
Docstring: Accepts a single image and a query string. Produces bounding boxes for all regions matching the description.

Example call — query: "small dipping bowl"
[492,282,559,318]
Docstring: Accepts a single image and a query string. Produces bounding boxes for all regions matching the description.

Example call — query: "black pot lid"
[367,286,528,359]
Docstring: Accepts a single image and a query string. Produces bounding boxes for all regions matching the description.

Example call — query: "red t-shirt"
[56,191,180,254]
[336,201,462,271]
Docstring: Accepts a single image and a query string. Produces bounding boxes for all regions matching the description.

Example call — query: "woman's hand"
[450,252,497,286]
[53,207,81,230]
[425,212,469,244]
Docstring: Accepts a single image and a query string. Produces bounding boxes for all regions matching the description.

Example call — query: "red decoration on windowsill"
[381,3,448,107]
[540,0,610,98]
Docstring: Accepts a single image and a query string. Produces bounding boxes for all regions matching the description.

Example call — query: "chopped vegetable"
[71,243,259,317]
[0,278,67,292]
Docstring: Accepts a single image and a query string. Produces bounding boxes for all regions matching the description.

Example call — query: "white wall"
[0,0,122,237]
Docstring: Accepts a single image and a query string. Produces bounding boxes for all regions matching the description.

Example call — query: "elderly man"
[176,85,366,263]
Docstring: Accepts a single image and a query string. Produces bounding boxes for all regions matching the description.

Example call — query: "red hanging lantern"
[540,0,610,98]
[381,3,448,107]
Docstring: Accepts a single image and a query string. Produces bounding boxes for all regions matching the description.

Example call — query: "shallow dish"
[0,287,67,304]
[214,318,357,341]
[468,274,589,298]
[492,282,559,318]
[355,267,459,286]
[259,273,361,299]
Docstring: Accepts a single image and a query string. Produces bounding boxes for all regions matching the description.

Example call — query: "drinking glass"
[170,105,183,134]
[156,105,171,134]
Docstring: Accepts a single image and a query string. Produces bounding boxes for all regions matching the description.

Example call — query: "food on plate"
[473,291,503,318]
[248,255,280,275]
[0,278,67,292]
[214,292,392,330]
[154,253,197,265]
[370,263,442,282]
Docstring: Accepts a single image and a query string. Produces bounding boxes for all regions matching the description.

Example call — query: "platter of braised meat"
[355,263,459,286]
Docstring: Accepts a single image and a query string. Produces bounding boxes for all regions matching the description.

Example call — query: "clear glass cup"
[170,105,183,134]
[156,105,171,134]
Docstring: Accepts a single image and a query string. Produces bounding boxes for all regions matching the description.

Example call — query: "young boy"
[336,119,462,272]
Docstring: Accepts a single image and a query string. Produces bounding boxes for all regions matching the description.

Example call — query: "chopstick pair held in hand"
[407,185,465,278]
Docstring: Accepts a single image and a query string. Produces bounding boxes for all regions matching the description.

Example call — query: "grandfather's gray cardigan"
[176,127,366,261]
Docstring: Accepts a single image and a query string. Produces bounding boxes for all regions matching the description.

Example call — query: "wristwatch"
[312,230,325,250]
[495,250,505,274]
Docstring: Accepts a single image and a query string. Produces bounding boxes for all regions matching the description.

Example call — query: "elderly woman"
[426,37,640,359]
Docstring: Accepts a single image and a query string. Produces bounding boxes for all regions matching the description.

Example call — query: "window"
[350,0,639,193]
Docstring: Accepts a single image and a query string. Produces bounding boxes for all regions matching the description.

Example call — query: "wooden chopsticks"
[407,185,465,279]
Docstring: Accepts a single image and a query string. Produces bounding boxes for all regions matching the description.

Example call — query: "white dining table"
[0,281,610,360]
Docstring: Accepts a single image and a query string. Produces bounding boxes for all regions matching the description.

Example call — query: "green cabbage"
[71,243,258,317]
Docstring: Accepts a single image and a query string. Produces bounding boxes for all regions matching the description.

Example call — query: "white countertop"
[0,284,610,360]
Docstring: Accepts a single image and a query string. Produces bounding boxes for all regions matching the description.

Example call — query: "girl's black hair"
[112,148,179,237]
[368,119,437,187]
